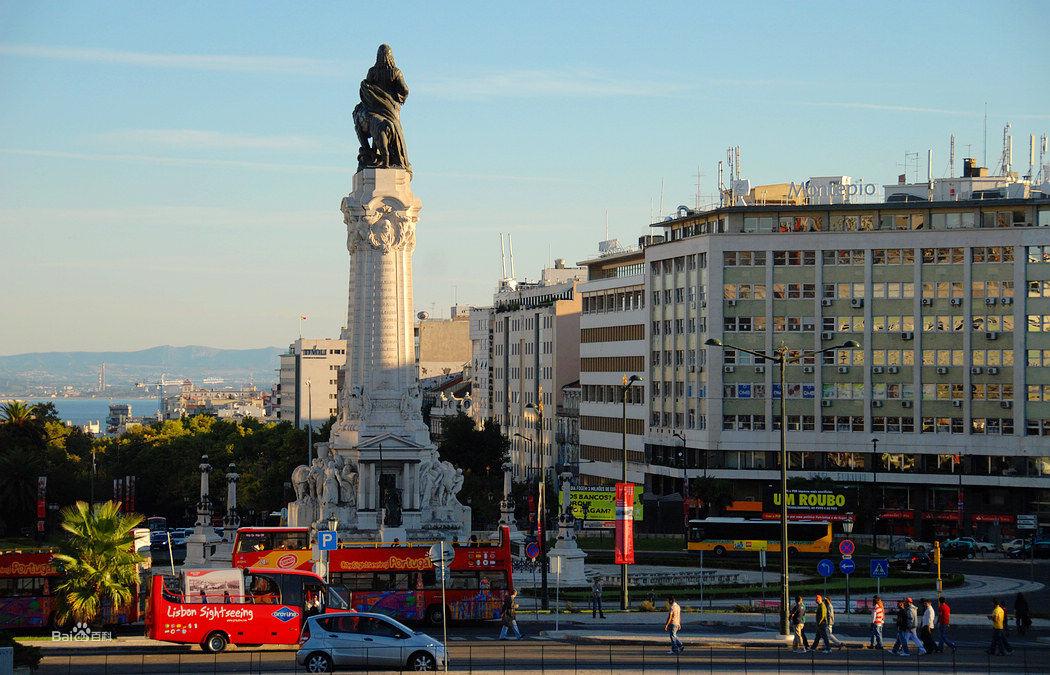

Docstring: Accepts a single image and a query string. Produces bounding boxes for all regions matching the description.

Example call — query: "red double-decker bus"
[329,526,513,625]
[231,527,312,570]
[0,551,141,629]
[145,566,346,652]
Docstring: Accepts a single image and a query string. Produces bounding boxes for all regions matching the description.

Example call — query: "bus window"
[449,572,479,590]
[245,574,281,604]
[276,532,309,550]
[331,572,374,591]
[480,571,508,590]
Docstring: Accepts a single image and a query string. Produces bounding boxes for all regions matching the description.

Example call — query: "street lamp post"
[518,404,549,611]
[306,379,314,464]
[619,374,641,611]
[672,431,688,548]
[705,338,859,636]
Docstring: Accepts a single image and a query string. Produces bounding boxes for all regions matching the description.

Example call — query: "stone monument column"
[224,463,240,532]
[185,454,214,566]
[548,471,587,586]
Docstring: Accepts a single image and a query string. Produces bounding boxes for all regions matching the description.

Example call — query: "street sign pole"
[699,549,705,612]
[440,541,448,673]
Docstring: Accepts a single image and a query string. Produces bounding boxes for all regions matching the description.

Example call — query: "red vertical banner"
[614,482,635,565]
[36,477,47,533]
[127,475,136,513]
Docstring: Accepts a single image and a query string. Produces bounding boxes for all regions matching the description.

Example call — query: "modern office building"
[480,260,587,480]
[468,306,494,425]
[638,161,1050,541]
[575,239,651,486]
[276,337,348,430]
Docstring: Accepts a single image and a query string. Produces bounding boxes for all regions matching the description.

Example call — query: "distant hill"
[0,345,284,393]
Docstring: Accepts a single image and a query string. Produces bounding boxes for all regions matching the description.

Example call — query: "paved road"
[36,639,1050,673]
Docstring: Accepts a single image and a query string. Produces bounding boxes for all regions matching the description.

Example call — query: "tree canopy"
[437,414,509,530]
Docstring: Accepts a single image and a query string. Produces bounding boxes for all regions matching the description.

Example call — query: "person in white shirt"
[664,595,683,655]
[919,598,937,653]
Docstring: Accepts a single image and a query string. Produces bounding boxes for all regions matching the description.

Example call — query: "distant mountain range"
[0,345,285,394]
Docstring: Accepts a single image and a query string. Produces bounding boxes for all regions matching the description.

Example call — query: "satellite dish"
[417,311,429,320]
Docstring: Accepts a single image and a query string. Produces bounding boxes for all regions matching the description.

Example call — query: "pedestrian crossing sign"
[870,558,889,578]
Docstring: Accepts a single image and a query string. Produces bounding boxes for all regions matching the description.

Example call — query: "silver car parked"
[296,612,446,672]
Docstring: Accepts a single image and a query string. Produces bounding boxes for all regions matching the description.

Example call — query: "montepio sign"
[763,488,851,515]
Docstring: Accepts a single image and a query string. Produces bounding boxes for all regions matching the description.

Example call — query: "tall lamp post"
[519,399,549,611]
[619,374,642,610]
[672,430,688,548]
[705,338,859,636]
[306,379,314,464]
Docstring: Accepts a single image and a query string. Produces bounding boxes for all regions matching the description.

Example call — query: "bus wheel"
[202,631,229,653]
[713,546,726,557]
[788,547,799,557]
[305,652,333,672]
[407,650,437,671]
[426,604,445,626]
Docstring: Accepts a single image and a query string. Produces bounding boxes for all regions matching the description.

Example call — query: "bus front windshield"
[236,531,309,554]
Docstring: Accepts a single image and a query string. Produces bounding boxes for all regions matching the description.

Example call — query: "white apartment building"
[642,162,1050,541]
[481,260,587,480]
[468,306,493,425]
[575,239,651,486]
[277,337,348,430]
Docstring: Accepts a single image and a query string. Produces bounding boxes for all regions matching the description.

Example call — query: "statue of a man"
[353,44,410,172]
[338,463,359,510]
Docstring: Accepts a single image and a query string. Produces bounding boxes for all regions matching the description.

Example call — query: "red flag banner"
[614,482,635,565]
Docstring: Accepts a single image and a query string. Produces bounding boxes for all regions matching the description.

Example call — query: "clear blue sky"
[2,2,1047,354]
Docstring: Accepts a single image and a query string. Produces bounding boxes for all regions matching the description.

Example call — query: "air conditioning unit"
[936,366,949,374]
[952,400,963,408]
[821,298,834,307]
[985,298,997,306]
[802,366,815,374]
[986,331,999,340]
[723,365,735,374]
[754,365,765,374]
[902,401,914,409]
[921,298,934,307]
[1001,401,1013,409]
[821,400,832,408]
[872,400,884,408]
[1002,297,1014,306]
[950,298,962,307]
[872,366,884,374]
[850,298,864,309]
[888,366,900,374]
[901,331,914,340]
[727,299,737,307]
[837,366,850,374]
[988,367,1000,375]
[821,331,834,341]
[971,366,983,375]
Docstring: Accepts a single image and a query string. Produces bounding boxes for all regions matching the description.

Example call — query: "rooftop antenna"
[1040,134,1048,183]
[717,160,724,206]
[948,133,956,177]
[694,165,703,211]
[999,122,1012,175]
[927,148,934,200]
[983,102,988,168]
[604,208,609,240]
[1029,134,1037,180]
[658,178,665,219]
[649,197,654,224]
[503,234,512,279]
[508,233,516,279]
[734,146,742,180]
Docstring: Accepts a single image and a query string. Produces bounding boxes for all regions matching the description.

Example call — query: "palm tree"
[1,401,37,426]
[53,500,144,625]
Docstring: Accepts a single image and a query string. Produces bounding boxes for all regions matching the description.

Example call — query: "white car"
[1002,538,1027,553]
[954,536,995,553]
[896,537,931,553]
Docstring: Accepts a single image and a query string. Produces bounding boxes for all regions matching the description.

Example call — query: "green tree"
[437,415,509,530]
[53,500,144,625]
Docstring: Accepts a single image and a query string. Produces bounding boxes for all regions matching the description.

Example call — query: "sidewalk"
[516,610,1050,629]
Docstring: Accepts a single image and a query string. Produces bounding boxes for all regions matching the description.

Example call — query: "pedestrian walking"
[891,599,910,656]
[810,594,832,653]
[789,595,809,653]
[498,591,522,640]
[936,596,957,653]
[823,595,845,650]
[591,577,606,619]
[1015,592,1032,636]
[919,598,937,653]
[988,597,1013,655]
[904,597,926,655]
[664,595,684,655]
[869,595,885,649]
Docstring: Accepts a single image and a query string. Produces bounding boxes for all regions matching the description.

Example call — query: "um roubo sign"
[763,488,851,515]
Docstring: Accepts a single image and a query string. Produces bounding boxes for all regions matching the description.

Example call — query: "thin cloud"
[93,128,339,152]
[416,69,689,99]
[0,43,342,76]
[0,147,351,173]
[795,100,1050,120]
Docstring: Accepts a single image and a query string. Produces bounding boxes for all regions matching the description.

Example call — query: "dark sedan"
[888,550,934,572]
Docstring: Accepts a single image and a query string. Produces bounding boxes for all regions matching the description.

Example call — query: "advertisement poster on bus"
[614,482,635,565]
[561,485,644,527]
[183,569,244,603]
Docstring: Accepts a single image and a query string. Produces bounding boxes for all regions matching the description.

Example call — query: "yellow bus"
[687,517,833,556]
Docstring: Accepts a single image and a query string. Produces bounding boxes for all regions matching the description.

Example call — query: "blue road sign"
[817,558,834,577]
[840,558,856,575]
[318,530,338,551]
[525,541,540,560]
[870,558,889,578]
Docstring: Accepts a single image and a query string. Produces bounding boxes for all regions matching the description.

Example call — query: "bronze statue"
[354,44,410,172]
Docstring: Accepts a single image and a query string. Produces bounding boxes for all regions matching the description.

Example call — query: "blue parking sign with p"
[318,530,338,551]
